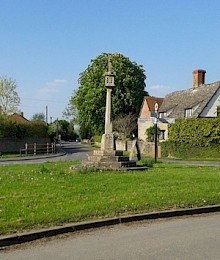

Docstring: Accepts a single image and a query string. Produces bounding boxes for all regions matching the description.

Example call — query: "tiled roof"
[10,113,29,123]
[159,81,220,118]
[144,96,164,112]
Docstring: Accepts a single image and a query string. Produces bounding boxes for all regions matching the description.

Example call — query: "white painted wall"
[199,88,220,117]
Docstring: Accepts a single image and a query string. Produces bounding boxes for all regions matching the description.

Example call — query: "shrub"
[168,118,220,146]
[0,117,48,139]
[161,141,220,159]
[145,125,161,142]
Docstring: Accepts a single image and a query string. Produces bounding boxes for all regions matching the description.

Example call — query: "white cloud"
[148,84,171,91]
[38,79,68,95]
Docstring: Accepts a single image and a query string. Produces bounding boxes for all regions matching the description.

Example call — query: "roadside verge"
[1,205,220,248]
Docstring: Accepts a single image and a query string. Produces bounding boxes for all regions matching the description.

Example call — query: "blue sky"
[1,0,220,120]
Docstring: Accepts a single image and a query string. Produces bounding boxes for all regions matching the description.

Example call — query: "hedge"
[161,141,220,159]
[168,118,220,146]
[0,119,48,139]
[161,118,220,159]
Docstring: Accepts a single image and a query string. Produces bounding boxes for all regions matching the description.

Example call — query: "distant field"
[0,161,220,235]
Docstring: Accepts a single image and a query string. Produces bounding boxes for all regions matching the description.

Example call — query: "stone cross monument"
[101,54,116,151]
[82,53,137,170]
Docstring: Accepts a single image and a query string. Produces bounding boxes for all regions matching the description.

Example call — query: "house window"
[159,130,165,140]
[185,108,192,118]
[159,112,166,118]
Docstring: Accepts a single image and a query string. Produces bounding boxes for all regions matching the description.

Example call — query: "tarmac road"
[0,142,220,167]
[1,213,220,260]
[0,142,93,165]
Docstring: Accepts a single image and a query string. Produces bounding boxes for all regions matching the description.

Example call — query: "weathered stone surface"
[85,147,137,169]
[92,150,123,156]
[83,160,136,170]
[88,155,129,162]
[101,134,115,151]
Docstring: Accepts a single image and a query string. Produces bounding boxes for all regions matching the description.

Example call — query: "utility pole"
[45,105,48,124]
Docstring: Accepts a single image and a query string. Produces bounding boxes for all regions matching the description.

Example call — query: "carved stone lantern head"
[104,54,116,88]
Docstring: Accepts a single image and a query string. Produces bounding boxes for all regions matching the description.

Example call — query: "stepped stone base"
[83,149,137,170]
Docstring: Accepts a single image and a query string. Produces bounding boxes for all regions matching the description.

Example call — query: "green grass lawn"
[0,161,220,235]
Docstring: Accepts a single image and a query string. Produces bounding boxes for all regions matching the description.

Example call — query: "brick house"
[138,96,165,141]
[10,112,29,123]
[138,70,220,141]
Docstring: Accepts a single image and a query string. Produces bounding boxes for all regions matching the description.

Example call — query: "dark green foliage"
[48,119,78,141]
[145,125,161,142]
[71,53,147,137]
[161,141,220,159]
[161,118,220,159]
[0,117,48,139]
[94,135,102,142]
[168,118,220,146]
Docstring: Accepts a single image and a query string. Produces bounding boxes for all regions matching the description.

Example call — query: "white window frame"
[185,108,193,118]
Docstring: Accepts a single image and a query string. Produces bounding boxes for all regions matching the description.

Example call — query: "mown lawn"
[0,161,220,235]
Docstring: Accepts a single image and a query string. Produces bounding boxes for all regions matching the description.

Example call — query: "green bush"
[94,135,102,142]
[145,125,161,142]
[161,141,220,159]
[162,118,220,159]
[0,118,48,139]
[168,118,220,146]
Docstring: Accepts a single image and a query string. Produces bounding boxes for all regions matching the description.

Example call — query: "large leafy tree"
[69,53,147,137]
[0,76,20,115]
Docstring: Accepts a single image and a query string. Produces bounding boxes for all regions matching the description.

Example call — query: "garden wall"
[116,140,161,158]
[0,136,51,153]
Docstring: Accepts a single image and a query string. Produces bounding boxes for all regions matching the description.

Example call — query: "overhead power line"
[21,97,67,104]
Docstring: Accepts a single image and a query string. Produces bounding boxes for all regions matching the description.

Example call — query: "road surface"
[1,213,220,259]
[0,142,93,165]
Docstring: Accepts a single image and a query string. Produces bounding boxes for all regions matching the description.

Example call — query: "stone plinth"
[83,149,136,170]
[101,133,115,151]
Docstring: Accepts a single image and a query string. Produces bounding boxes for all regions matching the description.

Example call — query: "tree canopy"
[0,76,20,115]
[31,112,45,122]
[48,119,78,141]
[69,53,147,137]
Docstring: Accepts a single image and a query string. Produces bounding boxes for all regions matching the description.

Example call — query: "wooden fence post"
[34,143,36,155]
[52,143,56,153]
[25,143,28,155]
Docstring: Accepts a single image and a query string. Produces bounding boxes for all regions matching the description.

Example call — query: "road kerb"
[1,205,220,248]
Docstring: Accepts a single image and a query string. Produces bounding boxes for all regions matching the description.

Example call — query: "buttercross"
[81,53,138,170]
[107,54,113,73]
[101,53,116,150]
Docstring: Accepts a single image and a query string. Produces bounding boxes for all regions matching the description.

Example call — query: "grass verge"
[0,161,220,235]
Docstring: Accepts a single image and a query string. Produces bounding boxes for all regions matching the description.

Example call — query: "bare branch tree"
[113,113,137,140]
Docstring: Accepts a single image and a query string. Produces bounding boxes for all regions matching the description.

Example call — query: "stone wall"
[116,140,161,158]
[138,118,169,141]
[0,136,51,153]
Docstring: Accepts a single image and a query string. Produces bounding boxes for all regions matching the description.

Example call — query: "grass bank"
[0,161,220,235]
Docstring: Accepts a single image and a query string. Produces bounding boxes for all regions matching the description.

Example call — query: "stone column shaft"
[105,88,112,134]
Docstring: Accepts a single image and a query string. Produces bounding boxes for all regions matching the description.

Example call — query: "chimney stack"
[192,69,206,89]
